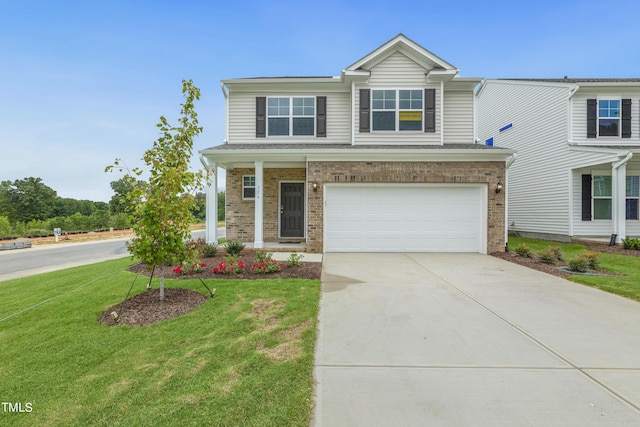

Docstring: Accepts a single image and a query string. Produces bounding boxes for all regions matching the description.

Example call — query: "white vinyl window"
[372,89,423,131]
[243,175,255,200]
[598,99,620,137]
[627,176,639,220]
[593,175,612,219]
[267,97,315,136]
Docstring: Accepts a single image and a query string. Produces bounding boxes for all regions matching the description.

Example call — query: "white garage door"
[324,184,487,253]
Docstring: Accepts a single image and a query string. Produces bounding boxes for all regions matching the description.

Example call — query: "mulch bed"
[100,249,322,327]
[128,249,322,281]
[491,240,639,279]
[99,288,208,327]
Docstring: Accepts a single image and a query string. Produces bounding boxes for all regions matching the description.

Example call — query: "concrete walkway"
[312,253,640,426]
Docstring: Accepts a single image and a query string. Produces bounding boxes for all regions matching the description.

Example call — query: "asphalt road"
[0,229,224,282]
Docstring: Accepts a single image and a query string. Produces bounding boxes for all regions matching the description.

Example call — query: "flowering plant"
[251,258,284,274]
[173,262,206,275]
[213,257,246,274]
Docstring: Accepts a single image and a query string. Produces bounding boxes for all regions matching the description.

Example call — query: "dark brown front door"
[280,182,304,238]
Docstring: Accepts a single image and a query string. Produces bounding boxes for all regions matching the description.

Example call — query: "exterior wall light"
[495,181,503,194]
[313,181,318,193]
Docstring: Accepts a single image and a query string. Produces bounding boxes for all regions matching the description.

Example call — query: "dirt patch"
[128,249,322,281]
[99,288,208,327]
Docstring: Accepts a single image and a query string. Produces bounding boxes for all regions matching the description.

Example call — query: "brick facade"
[226,168,306,243]
[226,161,506,254]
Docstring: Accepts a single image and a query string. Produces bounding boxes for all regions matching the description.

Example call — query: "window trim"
[266,96,316,137]
[626,175,639,220]
[592,175,612,220]
[371,88,424,132]
[597,97,621,138]
[242,175,256,201]
[590,174,640,220]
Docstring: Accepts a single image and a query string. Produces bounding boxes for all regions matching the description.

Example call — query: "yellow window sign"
[399,111,422,121]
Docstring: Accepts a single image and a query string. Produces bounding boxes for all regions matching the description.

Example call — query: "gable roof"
[344,34,458,74]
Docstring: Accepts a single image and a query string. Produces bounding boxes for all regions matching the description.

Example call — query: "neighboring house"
[477,78,640,243]
[199,34,514,254]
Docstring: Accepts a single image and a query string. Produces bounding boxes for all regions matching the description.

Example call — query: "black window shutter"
[256,97,266,138]
[587,99,597,138]
[316,96,326,137]
[582,174,592,221]
[359,89,370,133]
[424,88,436,133]
[622,98,631,138]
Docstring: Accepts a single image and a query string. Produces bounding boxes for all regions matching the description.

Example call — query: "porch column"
[612,162,627,243]
[205,164,218,244]
[254,161,264,248]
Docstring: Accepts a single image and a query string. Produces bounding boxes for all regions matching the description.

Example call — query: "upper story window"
[371,89,423,131]
[256,96,326,138]
[267,97,315,136]
[598,99,620,137]
[587,98,631,139]
[359,88,435,133]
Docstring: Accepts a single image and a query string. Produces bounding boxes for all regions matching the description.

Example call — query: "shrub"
[582,250,600,270]
[287,252,304,267]
[255,251,273,264]
[514,243,532,258]
[568,255,590,273]
[547,246,564,261]
[252,258,284,274]
[537,249,556,264]
[622,237,640,250]
[201,242,218,257]
[186,237,218,258]
[225,240,245,256]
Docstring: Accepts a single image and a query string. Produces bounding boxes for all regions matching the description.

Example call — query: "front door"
[280,182,304,238]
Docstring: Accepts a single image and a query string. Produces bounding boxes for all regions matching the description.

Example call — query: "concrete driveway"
[312,253,640,426]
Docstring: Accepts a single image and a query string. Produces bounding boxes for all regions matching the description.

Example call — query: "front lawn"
[0,259,320,426]
[506,237,640,302]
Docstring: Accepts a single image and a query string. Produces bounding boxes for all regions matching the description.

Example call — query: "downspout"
[351,81,356,145]
[221,82,229,144]
[504,153,517,250]
[612,151,633,243]
[440,80,444,145]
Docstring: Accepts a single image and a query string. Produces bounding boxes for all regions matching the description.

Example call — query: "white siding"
[354,51,442,145]
[443,90,474,144]
[227,91,351,144]
[572,91,640,144]
[478,81,573,236]
[367,51,430,86]
[478,80,640,239]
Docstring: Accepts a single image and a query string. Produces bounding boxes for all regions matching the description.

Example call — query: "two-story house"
[199,34,514,254]
[477,78,640,243]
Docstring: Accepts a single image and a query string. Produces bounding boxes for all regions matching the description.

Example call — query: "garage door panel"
[324,185,486,253]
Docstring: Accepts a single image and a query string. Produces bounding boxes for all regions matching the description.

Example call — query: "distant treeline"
[0,177,224,239]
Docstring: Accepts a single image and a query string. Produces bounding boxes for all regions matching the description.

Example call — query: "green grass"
[508,237,640,302]
[0,259,320,426]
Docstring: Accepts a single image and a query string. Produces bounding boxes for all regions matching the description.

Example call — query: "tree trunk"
[159,276,165,300]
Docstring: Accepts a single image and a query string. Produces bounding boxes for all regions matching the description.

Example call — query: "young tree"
[107,79,208,299]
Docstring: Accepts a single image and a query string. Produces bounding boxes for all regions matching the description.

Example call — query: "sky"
[1,0,639,202]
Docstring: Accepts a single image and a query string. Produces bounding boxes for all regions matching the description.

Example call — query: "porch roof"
[198,143,515,169]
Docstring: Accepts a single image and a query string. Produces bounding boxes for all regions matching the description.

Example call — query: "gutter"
[506,152,517,169]
[613,151,633,170]
[221,82,229,144]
